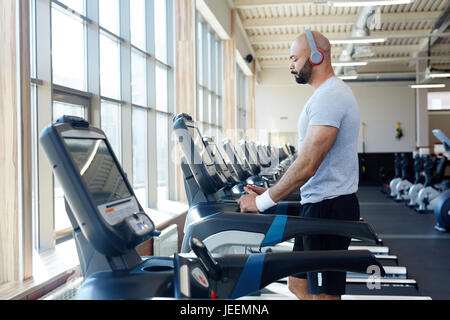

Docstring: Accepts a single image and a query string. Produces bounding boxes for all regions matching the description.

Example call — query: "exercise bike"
[389,153,402,198]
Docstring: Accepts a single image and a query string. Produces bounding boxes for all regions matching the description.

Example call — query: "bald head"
[289,31,334,87]
[291,31,332,66]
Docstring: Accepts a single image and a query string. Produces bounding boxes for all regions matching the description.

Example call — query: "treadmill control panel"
[123,213,154,236]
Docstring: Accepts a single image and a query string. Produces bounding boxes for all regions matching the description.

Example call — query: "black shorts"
[292,193,360,296]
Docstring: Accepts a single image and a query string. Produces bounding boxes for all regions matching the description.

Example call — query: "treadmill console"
[203,137,240,184]
[173,114,228,193]
[40,116,156,257]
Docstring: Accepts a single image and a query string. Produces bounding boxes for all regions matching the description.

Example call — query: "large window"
[51,3,86,91]
[132,107,148,207]
[99,0,120,35]
[196,17,223,142]
[131,50,148,106]
[101,100,122,158]
[31,0,175,252]
[157,113,169,204]
[100,32,121,100]
[130,0,146,51]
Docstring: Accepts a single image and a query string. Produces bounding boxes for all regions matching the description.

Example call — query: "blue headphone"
[305,29,324,66]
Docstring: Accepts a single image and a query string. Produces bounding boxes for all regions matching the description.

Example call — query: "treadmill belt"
[345,283,421,296]
[378,259,399,267]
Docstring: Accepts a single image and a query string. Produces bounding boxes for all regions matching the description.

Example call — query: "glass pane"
[99,0,119,34]
[131,50,147,106]
[30,85,38,245]
[197,22,203,86]
[132,107,148,207]
[58,0,84,14]
[53,101,85,232]
[216,97,223,126]
[154,0,167,62]
[101,100,121,159]
[198,87,203,122]
[130,0,146,51]
[208,93,213,124]
[157,113,169,203]
[207,31,211,90]
[53,101,85,119]
[52,5,86,91]
[100,33,121,100]
[216,40,221,94]
[155,65,168,112]
[30,0,36,78]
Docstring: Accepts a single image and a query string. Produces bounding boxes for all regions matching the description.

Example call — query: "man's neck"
[310,71,336,90]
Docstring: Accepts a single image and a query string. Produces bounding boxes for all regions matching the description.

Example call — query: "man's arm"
[269,125,338,202]
[238,125,338,212]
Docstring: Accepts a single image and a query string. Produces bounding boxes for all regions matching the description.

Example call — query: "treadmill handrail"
[185,212,379,249]
[214,250,385,299]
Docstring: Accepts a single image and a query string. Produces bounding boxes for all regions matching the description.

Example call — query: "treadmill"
[39,115,389,300]
[172,115,427,297]
[173,113,381,254]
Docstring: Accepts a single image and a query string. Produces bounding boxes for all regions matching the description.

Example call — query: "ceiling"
[233,0,450,78]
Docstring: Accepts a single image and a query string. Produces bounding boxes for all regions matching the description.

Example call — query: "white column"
[415,51,429,151]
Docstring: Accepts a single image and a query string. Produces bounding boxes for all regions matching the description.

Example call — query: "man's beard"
[292,60,313,85]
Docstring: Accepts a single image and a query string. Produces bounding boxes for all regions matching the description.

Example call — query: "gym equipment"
[416,140,448,213]
[222,138,267,188]
[173,115,421,294]
[202,136,246,197]
[173,114,379,255]
[247,141,281,179]
[395,154,413,202]
[40,115,384,300]
[389,153,402,198]
[434,190,450,232]
[407,154,425,207]
[432,130,450,231]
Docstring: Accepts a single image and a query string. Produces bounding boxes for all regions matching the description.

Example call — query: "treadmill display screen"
[187,124,214,166]
[64,138,139,226]
[206,141,228,168]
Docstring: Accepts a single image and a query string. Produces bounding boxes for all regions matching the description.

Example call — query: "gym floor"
[358,187,450,300]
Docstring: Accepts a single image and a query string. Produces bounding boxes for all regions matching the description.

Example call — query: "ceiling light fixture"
[409,84,446,89]
[339,75,359,80]
[429,73,450,79]
[328,0,415,7]
[332,61,368,67]
[330,38,387,44]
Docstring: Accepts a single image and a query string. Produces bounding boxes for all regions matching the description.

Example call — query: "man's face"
[290,39,313,85]
[292,59,313,84]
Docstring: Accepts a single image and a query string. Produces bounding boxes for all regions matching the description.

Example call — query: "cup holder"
[143,265,174,272]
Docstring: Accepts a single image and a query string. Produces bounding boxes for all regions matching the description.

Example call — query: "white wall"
[255,68,417,153]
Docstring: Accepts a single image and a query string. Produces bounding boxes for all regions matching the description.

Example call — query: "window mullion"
[86,0,100,127]
[35,0,55,252]
[120,0,133,178]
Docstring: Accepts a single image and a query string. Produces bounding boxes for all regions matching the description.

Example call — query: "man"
[238,30,361,300]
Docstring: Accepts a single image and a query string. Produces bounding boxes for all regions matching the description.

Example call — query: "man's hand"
[244,185,267,195]
[238,189,260,213]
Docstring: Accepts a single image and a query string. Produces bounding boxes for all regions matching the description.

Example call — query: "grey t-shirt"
[297,76,360,205]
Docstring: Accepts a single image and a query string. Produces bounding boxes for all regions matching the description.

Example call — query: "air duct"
[335,6,378,75]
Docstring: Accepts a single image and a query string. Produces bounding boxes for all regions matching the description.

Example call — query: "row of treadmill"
[39,114,432,300]
[384,129,450,232]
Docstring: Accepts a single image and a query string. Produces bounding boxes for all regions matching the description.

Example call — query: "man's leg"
[288,277,314,300]
[288,277,342,300]
[312,293,341,300]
